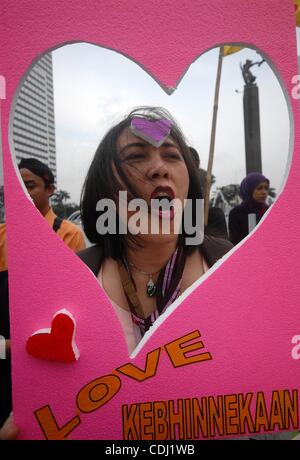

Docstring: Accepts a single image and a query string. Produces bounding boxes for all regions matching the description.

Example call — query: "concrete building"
[12,53,56,177]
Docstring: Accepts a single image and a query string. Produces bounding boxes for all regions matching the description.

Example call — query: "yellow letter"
[34,405,81,440]
[77,374,121,413]
[164,330,212,368]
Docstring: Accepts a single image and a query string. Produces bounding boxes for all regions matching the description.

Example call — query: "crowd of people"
[0,107,278,440]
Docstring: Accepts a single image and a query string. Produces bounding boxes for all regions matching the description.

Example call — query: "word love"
[34,330,212,440]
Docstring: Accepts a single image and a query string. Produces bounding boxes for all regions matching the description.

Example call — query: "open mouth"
[150,186,175,219]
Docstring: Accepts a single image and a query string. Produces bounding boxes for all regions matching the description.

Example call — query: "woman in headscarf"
[228,172,270,245]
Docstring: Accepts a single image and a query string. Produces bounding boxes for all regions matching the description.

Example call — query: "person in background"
[0,158,85,272]
[0,270,12,430]
[189,147,228,240]
[228,172,269,246]
[206,207,229,240]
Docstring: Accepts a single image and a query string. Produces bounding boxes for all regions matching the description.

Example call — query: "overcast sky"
[52,42,291,204]
[3,29,300,199]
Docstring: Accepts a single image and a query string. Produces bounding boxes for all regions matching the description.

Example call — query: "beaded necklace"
[119,247,187,335]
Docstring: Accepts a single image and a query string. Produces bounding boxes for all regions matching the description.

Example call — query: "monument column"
[241,58,265,174]
[243,83,262,174]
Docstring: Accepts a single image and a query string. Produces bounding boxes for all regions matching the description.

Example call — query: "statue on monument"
[240,58,265,86]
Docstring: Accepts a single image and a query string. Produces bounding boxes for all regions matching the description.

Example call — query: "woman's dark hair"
[80,106,203,259]
[189,147,200,169]
[206,207,229,240]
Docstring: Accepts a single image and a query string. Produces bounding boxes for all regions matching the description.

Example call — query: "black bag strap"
[117,260,146,319]
[77,245,104,276]
[53,216,63,233]
[0,270,10,338]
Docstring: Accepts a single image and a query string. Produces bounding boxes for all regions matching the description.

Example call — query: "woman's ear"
[47,184,56,198]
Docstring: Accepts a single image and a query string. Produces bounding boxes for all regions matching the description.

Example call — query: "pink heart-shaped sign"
[2,0,299,442]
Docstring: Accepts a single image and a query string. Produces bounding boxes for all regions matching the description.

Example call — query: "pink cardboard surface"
[0,0,300,440]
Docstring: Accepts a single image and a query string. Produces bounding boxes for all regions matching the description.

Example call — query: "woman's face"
[115,127,190,240]
[252,181,269,204]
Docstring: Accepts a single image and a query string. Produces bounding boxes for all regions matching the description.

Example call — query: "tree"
[52,190,71,204]
[218,184,240,204]
[51,189,75,218]
[210,184,241,218]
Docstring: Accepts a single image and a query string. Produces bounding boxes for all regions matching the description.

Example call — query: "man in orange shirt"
[0,158,85,272]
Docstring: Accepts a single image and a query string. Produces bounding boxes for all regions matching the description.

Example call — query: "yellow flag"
[222,45,243,57]
[295,0,300,27]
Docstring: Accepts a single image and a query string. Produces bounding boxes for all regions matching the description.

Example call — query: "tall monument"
[241,58,265,174]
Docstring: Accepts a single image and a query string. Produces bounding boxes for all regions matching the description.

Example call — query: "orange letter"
[140,402,154,440]
[224,394,239,435]
[254,392,270,432]
[238,393,254,434]
[154,401,168,440]
[164,330,212,368]
[116,348,161,382]
[77,374,121,413]
[284,389,299,430]
[269,390,285,430]
[34,405,81,440]
[123,404,140,440]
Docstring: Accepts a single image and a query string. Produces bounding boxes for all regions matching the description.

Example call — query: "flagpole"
[204,46,224,227]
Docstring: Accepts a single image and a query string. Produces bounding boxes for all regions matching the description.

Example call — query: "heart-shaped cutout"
[26,309,79,363]
[5,32,296,440]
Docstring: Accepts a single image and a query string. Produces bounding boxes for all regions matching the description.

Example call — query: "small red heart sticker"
[26,310,79,363]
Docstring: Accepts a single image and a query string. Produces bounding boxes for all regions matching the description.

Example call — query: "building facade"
[12,53,56,177]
